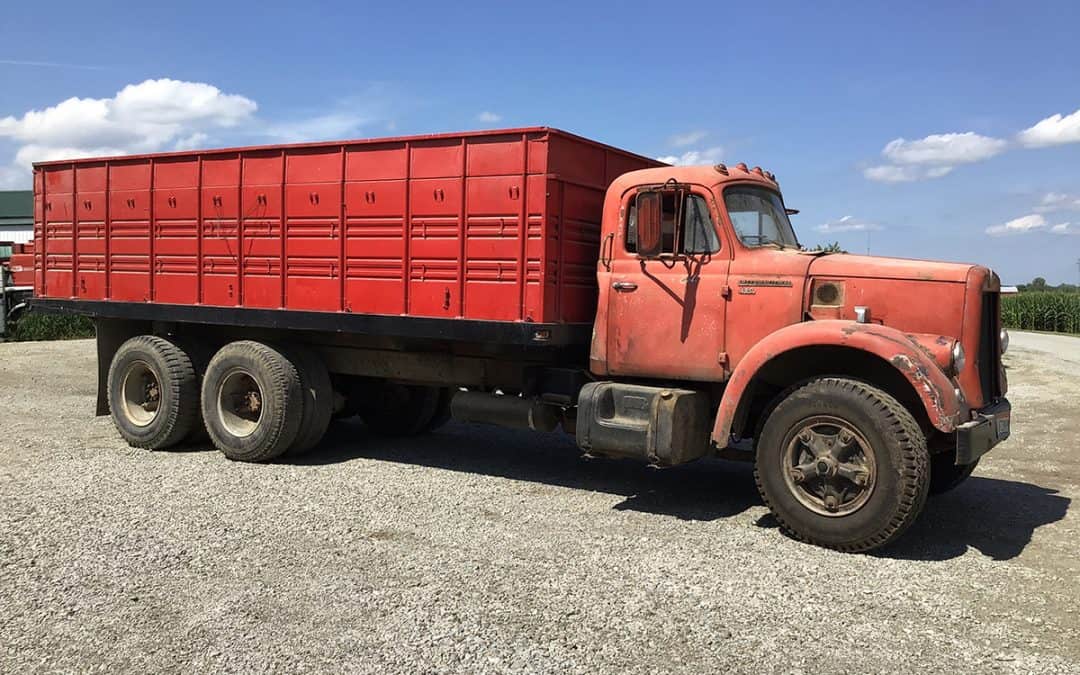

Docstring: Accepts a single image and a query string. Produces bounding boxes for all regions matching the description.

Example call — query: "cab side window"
[626,192,720,255]
[682,194,721,254]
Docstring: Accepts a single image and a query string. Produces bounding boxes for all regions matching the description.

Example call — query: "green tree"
[810,241,846,253]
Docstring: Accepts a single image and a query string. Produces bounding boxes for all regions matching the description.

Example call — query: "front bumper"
[955,398,1011,465]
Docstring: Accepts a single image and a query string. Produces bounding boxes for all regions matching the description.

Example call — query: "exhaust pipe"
[450,391,560,432]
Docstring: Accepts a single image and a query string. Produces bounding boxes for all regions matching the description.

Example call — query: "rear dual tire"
[107,336,200,450]
[200,341,304,462]
[282,344,333,455]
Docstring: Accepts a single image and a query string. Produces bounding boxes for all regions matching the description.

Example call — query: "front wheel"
[754,378,930,553]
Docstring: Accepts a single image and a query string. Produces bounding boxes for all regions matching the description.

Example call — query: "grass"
[8,312,95,342]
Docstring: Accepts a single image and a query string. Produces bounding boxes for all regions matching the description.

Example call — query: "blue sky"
[2,1,1078,284]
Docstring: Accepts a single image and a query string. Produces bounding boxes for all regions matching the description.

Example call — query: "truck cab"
[578,162,1010,550]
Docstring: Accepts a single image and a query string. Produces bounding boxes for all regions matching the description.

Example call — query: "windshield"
[724,186,799,248]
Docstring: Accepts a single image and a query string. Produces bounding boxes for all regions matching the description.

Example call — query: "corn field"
[1001,291,1080,335]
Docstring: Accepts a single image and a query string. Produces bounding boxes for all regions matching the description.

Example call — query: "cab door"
[605,185,731,381]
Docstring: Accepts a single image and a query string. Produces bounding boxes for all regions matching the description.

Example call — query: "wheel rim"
[217,368,264,438]
[781,415,877,517]
[120,360,161,427]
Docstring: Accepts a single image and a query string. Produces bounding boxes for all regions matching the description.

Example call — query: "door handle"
[612,281,638,291]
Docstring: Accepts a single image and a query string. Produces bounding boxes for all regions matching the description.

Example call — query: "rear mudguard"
[712,320,964,445]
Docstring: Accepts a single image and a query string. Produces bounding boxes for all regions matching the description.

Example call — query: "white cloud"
[816,215,883,233]
[0,78,257,185]
[0,164,27,189]
[477,111,501,123]
[986,214,1046,236]
[863,164,953,183]
[1017,108,1080,148]
[173,132,210,151]
[263,112,369,142]
[865,132,1006,183]
[669,130,708,147]
[1033,192,1080,213]
[882,132,1007,166]
[657,146,724,166]
[865,131,1006,183]
[986,213,1078,236]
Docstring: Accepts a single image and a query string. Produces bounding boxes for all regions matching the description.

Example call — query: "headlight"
[951,342,966,375]
[1000,328,1009,354]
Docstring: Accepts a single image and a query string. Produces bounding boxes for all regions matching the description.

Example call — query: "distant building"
[0,191,33,245]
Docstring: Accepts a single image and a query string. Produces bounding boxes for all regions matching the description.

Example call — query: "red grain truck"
[30,127,1011,552]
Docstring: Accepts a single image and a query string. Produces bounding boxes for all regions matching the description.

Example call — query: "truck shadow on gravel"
[299,420,763,522]
[875,477,1070,561]
[298,421,1070,560]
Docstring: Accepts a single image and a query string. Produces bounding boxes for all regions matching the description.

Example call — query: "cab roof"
[608,162,780,197]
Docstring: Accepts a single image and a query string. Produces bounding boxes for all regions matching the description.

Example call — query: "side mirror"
[636,192,662,257]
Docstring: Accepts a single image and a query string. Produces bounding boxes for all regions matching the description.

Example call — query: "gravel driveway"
[1,332,1077,673]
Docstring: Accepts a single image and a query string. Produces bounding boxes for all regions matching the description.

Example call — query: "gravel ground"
[1,332,1078,673]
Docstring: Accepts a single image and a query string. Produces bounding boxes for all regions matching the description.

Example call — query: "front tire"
[107,335,200,450]
[754,378,930,553]
[201,341,302,462]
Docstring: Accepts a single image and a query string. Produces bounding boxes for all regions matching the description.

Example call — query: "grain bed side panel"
[153,157,200,305]
[200,154,241,306]
[73,163,107,301]
[43,165,75,298]
[284,147,343,312]
[241,150,284,309]
[107,160,153,302]
[34,128,660,328]
[344,141,408,315]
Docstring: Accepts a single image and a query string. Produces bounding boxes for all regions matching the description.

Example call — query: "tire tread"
[108,335,199,450]
[201,340,301,462]
[753,377,929,553]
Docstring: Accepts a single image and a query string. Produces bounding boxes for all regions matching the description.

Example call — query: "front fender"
[711,320,964,445]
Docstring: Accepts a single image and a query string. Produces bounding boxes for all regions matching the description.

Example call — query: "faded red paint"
[709,320,964,445]
[590,162,996,441]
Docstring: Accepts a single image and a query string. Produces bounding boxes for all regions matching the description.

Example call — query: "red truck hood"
[807,253,974,283]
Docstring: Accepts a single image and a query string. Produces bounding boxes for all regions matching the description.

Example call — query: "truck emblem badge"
[738,279,793,288]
